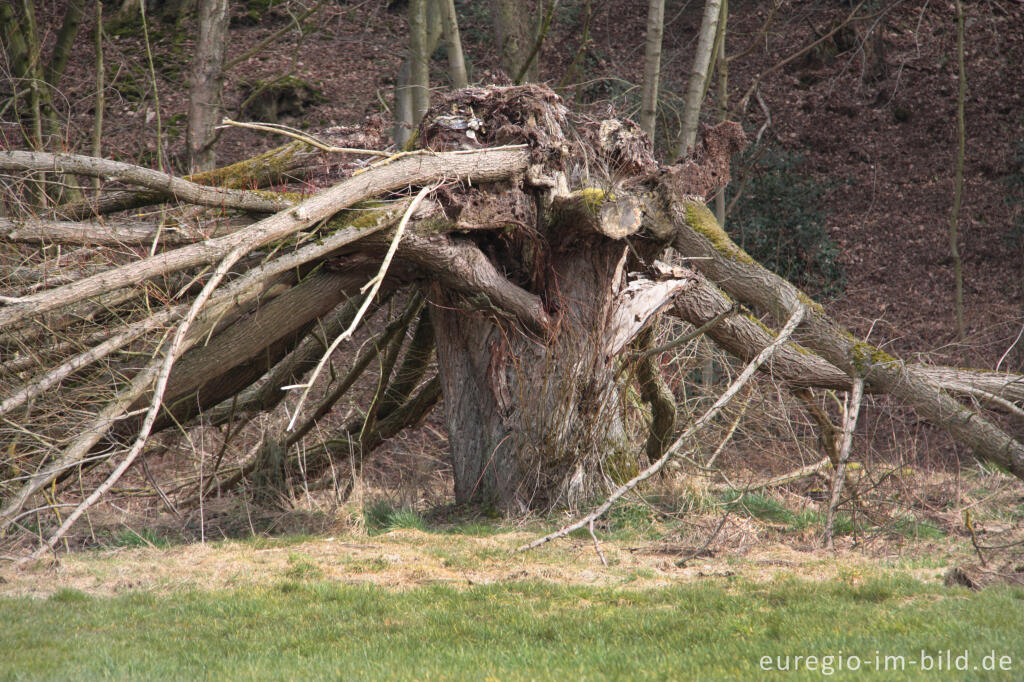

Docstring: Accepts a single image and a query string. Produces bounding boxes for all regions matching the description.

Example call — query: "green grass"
[107,527,172,549]
[720,491,856,535]
[363,500,428,535]
[3,577,1023,680]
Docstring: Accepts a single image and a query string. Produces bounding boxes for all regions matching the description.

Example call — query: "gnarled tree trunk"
[2,84,1022,553]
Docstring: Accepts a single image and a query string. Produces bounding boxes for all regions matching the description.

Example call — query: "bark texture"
[187,0,230,171]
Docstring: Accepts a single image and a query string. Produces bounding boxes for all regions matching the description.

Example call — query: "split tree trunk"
[2,85,1022,541]
[433,241,646,509]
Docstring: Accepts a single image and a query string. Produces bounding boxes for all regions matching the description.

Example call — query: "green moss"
[796,290,826,315]
[577,188,613,212]
[850,341,901,374]
[326,202,397,232]
[683,201,755,265]
[741,313,813,356]
[189,141,312,190]
[252,189,304,203]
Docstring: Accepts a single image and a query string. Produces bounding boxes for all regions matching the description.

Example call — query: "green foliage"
[284,553,325,580]
[719,491,854,535]
[1003,138,1024,253]
[888,517,946,541]
[726,146,846,298]
[4,578,1024,680]
[48,588,91,604]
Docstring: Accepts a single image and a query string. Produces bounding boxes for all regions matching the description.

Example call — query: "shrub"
[726,146,845,298]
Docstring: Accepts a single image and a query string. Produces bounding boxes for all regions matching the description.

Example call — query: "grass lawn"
[3,574,1023,680]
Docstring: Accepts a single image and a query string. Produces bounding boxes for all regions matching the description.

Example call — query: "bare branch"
[0,151,291,213]
[0,146,530,329]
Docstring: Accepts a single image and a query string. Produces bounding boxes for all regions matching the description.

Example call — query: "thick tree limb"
[0,211,402,526]
[0,151,292,214]
[140,270,369,433]
[1,218,173,246]
[0,146,530,329]
[670,272,1024,411]
[669,198,1024,478]
[284,297,422,446]
[56,140,322,219]
[363,231,552,335]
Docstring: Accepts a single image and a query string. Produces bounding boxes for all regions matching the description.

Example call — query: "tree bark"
[187,0,230,172]
[669,198,1024,478]
[409,0,431,126]
[0,146,530,329]
[439,0,468,88]
[492,0,535,82]
[431,246,690,509]
[3,85,1022,542]
[676,0,722,159]
[639,0,665,140]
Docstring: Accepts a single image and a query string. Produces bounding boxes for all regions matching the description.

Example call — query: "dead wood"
[0,146,529,329]
[668,198,1024,478]
[3,83,1023,552]
[54,140,321,220]
[0,151,292,215]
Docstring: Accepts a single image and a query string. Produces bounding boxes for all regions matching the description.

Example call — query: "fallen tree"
[1,85,1021,553]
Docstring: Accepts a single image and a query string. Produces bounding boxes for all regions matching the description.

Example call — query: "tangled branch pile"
[1,85,1022,558]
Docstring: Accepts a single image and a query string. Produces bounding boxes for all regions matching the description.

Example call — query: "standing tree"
[492,0,536,82]
[639,0,665,141]
[187,0,231,172]
[439,0,469,89]
[676,0,722,159]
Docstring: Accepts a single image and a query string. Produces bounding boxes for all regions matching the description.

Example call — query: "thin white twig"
[589,518,607,566]
[517,304,807,553]
[220,118,390,157]
[996,321,1024,374]
[285,183,438,431]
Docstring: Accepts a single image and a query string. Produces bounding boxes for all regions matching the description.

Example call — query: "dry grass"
[0,526,969,600]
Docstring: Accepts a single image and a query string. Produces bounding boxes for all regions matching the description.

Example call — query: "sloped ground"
[22,0,1023,358]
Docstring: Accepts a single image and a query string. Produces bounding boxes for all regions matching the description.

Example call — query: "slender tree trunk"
[45,0,87,89]
[639,0,665,141]
[439,0,468,88]
[949,0,966,338]
[676,0,722,159]
[409,0,430,125]
[393,59,415,148]
[187,0,230,172]
[714,0,728,225]
[92,0,104,191]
